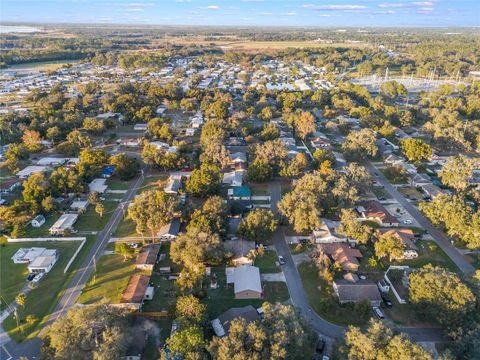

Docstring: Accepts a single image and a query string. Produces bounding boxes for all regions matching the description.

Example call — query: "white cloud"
[378,3,405,8]
[261,12,273,15]
[303,4,367,11]
[207,5,220,9]
[412,1,434,6]
[284,12,297,16]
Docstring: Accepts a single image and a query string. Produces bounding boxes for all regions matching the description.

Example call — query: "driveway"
[366,161,475,274]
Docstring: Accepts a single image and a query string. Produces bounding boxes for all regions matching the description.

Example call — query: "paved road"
[1,170,146,359]
[366,162,475,274]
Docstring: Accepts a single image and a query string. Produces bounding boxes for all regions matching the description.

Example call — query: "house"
[70,200,89,213]
[36,157,79,166]
[384,154,405,167]
[226,265,262,299]
[0,178,21,194]
[49,213,79,235]
[12,247,56,264]
[158,218,181,240]
[320,243,363,272]
[31,215,46,228]
[16,165,48,179]
[102,166,115,178]
[135,244,161,271]
[149,141,177,154]
[120,138,142,147]
[421,183,447,199]
[96,112,124,124]
[185,128,196,136]
[409,173,431,187]
[133,123,148,131]
[378,228,418,250]
[310,137,331,150]
[229,152,247,171]
[224,239,255,266]
[227,186,252,200]
[164,175,182,194]
[223,171,243,187]
[356,201,399,227]
[89,178,108,193]
[28,254,57,274]
[333,279,382,306]
[120,275,150,306]
[312,219,347,243]
[211,305,260,337]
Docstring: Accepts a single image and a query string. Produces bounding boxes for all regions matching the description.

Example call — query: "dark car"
[316,338,326,354]
[381,296,393,308]
[27,273,36,281]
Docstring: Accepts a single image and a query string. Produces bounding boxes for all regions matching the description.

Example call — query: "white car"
[403,219,412,225]
[373,306,385,319]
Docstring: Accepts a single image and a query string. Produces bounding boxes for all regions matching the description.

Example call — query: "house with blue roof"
[228,186,252,200]
[102,165,115,178]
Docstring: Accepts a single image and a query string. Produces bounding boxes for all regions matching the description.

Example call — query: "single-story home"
[135,244,161,271]
[12,247,56,264]
[421,183,447,199]
[49,213,79,235]
[333,279,382,306]
[28,254,57,274]
[96,112,124,123]
[32,214,46,228]
[16,165,48,179]
[226,265,262,299]
[378,228,418,250]
[227,186,252,201]
[409,173,431,187]
[356,201,399,227]
[224,239,256,266]
[158,218,181,240]
[211,305,260,337]
[70,200,89,213]
[312,219,347,244]
[223,171,243,187]
[0,178,21,194]
[320,243,363,272]
[133,123,148,131]
[229,152,247,171]
[89,178,108,194]
[164,175,182,194]
[120,274,150,306]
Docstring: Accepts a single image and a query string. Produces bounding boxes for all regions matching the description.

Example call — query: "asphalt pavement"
[366,161,475,274]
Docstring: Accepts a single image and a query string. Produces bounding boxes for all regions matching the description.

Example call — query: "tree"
[339,209,373,244]
[187,196,227,235]
[342,129,378,160]
[15,293,26,307]
[237,209,278,243]
[115,242,135,261]
[374,233,405,261]
[439,155,476,192]
[279,153,308,178]
[95,203,105,218]
[128,190,179,238]
[22,129,44,152]
[381,80,408,98]
[25,314,37,325]
[313,149,335,168]
[401,138,432,163]
[175,295,206,325]
[164,325,205,360]
[409,265,476,326]
[342,319,431,360]
[77,148,109,180]
[83,117,105,134]
[50,167,84,197]
[41,304,129,360]
[22,172,50,212]
[110,153,140,180]
[186,164,221,197]
[260,123,280,141]
[3,143,29,172]
[246,159,273,182]
[252,139,288,175]
[294,111,315,140]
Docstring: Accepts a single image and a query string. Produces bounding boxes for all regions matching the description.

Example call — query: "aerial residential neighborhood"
[1,2,480,360]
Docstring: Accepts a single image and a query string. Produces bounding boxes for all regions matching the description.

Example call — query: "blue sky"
[2,0,479,27]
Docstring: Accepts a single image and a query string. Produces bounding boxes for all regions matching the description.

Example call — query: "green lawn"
[255,250,281,273]
[78,253,135,304]
[76,201,119,231]
[298,262,369,326]
[114,217,139,238]
[398,187,423,200]
[23,214,59,238]
[204,266,289,318]
[2,239,87,341]
[108,179,132,191]
[372,186,391,200]
[138,175,169,194]
[289,243,309,255]
[0,244,29,310]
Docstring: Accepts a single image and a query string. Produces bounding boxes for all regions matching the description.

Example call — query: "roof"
[50,213,78,231]
[158,218,181,237]
[33,214,46,223]
[227,265,262,294]
[121,275,150,304]
[136,244,161,266]
[164,177,182,193]
[88,178,108,193]
[213,305,260,336]
[16,165,47,177]
[333,279,382,303]
[28,255,56,269]
[36,157,78,166]
[70,200,89,210]
[102,166,115,176]
[320,243,363,270]
[0,177,20,190]
[224,239,255,259]
[229,152,247,163]
[379,228,417,250]
[357,200,398,225]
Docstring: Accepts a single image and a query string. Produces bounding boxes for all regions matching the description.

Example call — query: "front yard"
[254,250,281,273]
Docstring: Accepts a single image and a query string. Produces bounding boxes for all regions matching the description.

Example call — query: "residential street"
[0,169,146,359]
[365,162,475,274]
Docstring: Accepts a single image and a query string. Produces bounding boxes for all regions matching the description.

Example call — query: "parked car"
[381,295,393,308]
[403,219,412,225]
[316,338,326,354]
[27,273,36,281]
[373,306,385,319]
[278,255,286,265]
[32,273,45,284]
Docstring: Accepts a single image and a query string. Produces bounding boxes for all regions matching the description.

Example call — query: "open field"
[75,201,119,232]
[2,239,89,341]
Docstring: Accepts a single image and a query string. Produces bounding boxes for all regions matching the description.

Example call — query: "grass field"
[1,239,86,341]
[24,214,59,238]
[108,179,132,191]
[254,250,281,273]
[76,201,119,231]
[392,240,458,272]
[78,253,135,304]
[114,217,139,238]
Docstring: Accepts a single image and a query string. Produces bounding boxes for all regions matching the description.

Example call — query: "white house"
[222,171,243,187]
[28,254,57,274]
[49,213,79,235]
[88,178,108,193]
[312,219,348,243]
[31,215,46,228]
[226,265,262,299]
[16,165,48,179]
[70,200,89,213]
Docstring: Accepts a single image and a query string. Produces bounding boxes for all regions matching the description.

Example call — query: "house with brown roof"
[378,228,418,250]
[0,177,20,194]
[121,275,150,307]
[356,200,399,227]
[211,305,260,337]
[333,279,382,306]
[135,244,161,271]
[320,243,363,272]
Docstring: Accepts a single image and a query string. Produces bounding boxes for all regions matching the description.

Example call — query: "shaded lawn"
[289,243,309,255]
[78,253,135,304]
[2,239,87,341]
[138,175,169,194]
[114,217,139,238]
[255,250,281,273]
[298,262,368,327]
[204,266,289,319]
[76,201,119,231]
[398,187,423,200]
